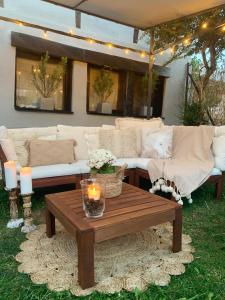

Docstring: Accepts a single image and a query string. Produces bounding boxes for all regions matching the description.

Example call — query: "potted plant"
[138,71,159,117]
[93,69,114,114]
[88,149,127,198]
[31,52,67,110]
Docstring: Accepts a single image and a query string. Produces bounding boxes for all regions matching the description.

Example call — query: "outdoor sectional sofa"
[0,119,225,201]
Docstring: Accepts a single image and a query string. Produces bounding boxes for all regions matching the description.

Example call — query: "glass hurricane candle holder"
[80,178,105,218]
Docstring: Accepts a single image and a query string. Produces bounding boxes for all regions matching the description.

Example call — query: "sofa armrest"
[0,145,7,183]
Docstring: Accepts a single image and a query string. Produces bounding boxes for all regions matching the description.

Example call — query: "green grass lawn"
[0,182,225,300]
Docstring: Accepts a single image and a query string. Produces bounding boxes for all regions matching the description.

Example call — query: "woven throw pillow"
[28,139,76,167]
[141,126,173,159]
[99,128,138,158]
[0,139,18,161]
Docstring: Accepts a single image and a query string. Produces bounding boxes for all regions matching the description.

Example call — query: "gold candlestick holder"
[21,192,36,233]
[5,187,23,228]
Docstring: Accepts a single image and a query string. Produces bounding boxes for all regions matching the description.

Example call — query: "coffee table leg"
[172,206,182,252]
[77,230,95,289]
[46,208,55,238]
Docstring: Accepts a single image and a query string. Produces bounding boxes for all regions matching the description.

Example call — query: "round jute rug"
[16,222,194,296]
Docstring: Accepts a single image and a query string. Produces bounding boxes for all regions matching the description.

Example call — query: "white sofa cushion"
[214,126,225,137]
[24,157,221,180]
[57,125,100,160]
[141,126,173,159]
[212,135,225,171]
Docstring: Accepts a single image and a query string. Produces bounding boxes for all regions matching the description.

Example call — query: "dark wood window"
[87,64,165,118]
[15,50,73,114]
[87,64,126,116]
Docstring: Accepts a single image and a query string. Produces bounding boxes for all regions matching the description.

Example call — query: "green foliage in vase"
[31,52,67,98]
[91,164,116,175]
[93,69,114,103]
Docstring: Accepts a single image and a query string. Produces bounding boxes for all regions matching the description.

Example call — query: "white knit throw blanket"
[148,126,215,204]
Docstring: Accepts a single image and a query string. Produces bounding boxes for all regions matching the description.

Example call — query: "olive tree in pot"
[31,52,67,110]
[138,71,159,117]
[93,69,114,114]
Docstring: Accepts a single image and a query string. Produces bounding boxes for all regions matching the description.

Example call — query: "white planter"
[96,102,112,114]
[40,97,54,110]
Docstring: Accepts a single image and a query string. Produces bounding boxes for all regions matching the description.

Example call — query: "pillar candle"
[20,167,32,195]
[4,161,17,190]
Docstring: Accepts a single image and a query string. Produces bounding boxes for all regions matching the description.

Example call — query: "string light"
[2,16,225,60]
[43,30,48,39]
[68,29,74,35]
[202,22,208,29]
[17,71,21,76]
[183,38,190,46]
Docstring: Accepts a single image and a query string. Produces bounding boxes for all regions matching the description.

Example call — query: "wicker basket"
[93,164,127,198]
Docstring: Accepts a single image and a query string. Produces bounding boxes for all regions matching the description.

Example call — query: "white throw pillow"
[57,125,100,160]
[141,126,173,159]
[84,132,100,155]
[0,139,18,161]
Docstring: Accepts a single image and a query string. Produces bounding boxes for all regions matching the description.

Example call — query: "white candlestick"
[20,167,33,195]
[4,161,17,190]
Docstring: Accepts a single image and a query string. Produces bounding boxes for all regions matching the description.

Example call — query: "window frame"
[14,49,73,114]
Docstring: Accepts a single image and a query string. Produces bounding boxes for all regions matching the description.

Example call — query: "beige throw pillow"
[99,128,138,158]
[141,126,173,159]
[28,139,76,167]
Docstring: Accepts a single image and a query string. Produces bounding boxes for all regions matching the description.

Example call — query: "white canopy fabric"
[43,0,225,29]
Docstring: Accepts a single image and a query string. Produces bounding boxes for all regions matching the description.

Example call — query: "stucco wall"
[0,0,187,128]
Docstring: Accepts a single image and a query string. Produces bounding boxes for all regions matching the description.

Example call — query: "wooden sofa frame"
[0,145,224,200]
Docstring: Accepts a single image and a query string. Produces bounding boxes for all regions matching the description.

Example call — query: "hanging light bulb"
[222,25,225,32]
[107,43,113,49]
[160,50,164,56]
[202,22,208,29]
[125,49,129,55]
[17,22,23,26]
[89,39,95,44]
[140,52,146,58]
[170,47,174,54]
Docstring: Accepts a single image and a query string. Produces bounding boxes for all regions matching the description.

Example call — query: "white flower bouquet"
[88,149,117,174]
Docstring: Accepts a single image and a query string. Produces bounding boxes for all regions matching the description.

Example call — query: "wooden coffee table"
[45,183,182,290]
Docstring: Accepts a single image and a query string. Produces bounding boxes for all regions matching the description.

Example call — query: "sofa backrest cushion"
[57,125,100,160]
[28,139,76,167]
[213,135,225,171]
[0,126,7,139]
[214,126,225,137]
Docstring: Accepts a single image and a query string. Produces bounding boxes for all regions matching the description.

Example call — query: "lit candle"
[88,184,101,201]
[4,161,17,190]
[20,167,33,195]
